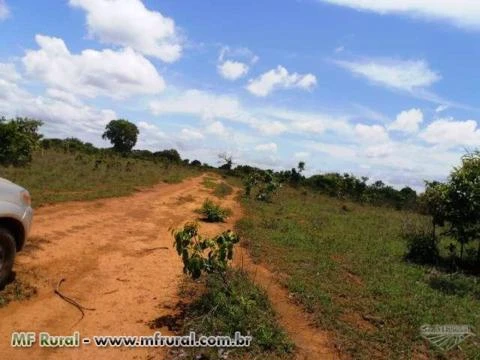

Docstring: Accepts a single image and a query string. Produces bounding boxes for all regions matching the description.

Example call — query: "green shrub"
[243,171,281,202]
[171,222,239,280]
[0,117,43,166]
[197,199,231,222]
[403,224,439,265]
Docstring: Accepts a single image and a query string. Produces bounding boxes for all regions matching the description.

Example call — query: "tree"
[444,152,480,262]
[421,181,447,241]
[218,153,233,170]
[102,119,139,153]
[298,161,305,173]
[0,117,43,166]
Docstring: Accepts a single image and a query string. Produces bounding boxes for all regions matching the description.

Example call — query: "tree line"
[3,115,479,230]
[1,116,419,209]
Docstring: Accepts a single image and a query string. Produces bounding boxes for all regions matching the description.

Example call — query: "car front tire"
[0,228,16,289]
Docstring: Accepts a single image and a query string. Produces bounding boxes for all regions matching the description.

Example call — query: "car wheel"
[0,228,16,288]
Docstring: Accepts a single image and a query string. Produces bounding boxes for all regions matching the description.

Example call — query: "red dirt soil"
[0,175,339,360]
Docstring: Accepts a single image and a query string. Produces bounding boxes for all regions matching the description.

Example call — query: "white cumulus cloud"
[205,121,230,137]
[420,118,480,148]
[355,124,389,143]
[319,0,480,30]
[0,63,20,82]
[389,108,424,134]
[255,142,278,153]
[218,60,249,81]
[69,0,182,62]
[246,66,317,97]
[23,35,165,99]
[0,69,117,143]
[334,59,440,92]
[150,89,242,121]
[180,128,204,140]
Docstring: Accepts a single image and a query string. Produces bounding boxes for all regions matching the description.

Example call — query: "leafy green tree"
[102,119,139,153]
[444,152,480,261]
[421,181,448,241]
[0,117,43,166]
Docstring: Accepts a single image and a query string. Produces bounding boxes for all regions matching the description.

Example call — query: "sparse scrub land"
[196,199,231,223]
[236,187,480,359]
[3,115,480,358]
[0,149,198,207]
[0,117,202,206]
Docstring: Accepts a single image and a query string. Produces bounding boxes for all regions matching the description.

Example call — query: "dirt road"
[0,175,338,360]
[0,175,235,360]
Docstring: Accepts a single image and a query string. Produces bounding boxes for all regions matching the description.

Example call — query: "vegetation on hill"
[0,117,208,206]
[1,116,421,212]
[0,149,200,207]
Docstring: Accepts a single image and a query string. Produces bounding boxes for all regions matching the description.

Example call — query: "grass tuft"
[213,182,234,198]
[172,270,294,359]
[0,279,37,308]
[196,198,231,222]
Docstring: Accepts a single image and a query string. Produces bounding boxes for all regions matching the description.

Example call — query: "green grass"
[202,176,218,190]
[213,182,234,198]
[0,279,37,307]
[236,187,480,359]
[196,198,231,222]
[0,150,199,207]
[172,270,293,359]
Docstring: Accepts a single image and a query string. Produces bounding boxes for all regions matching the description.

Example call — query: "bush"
[0,117,43,166]
[243,170,281,202]
[197,199,231,222]
[171,222,239,280]
[403,224,439,264]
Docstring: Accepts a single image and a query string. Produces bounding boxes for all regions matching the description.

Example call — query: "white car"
[0,178,33,287]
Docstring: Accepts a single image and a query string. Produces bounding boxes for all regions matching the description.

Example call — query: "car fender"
[0,200,29,250]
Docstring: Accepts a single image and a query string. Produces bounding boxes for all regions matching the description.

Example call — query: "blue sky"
[1,0,480,190]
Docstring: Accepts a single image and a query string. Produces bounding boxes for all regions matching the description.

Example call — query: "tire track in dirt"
[233,248,340,360]
[223,190,341,360]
